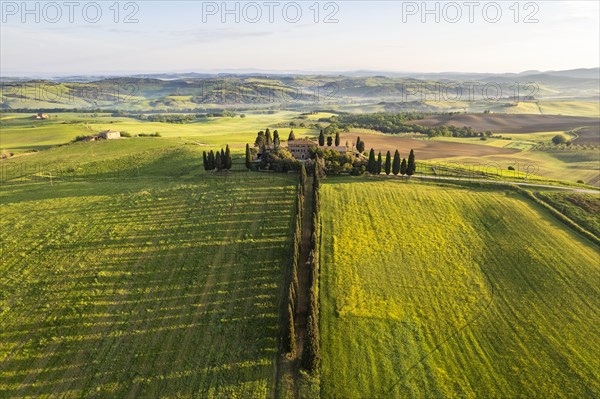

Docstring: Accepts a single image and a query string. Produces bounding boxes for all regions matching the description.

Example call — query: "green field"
[0,112,312,154]
[319,179,599,398]
[0,145,297,397]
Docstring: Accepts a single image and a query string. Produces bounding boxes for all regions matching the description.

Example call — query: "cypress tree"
[273,130,279,142]
[288,283,296,314]
[245,143,251,170]
[357,140,365,153]
[401,158,408,176]
[266,130,273,148]
[220,149,226,169]
[274,136,280,149]
[376,152,382,175]
[392,149,400,175]
[318,130,325,146]
[385,150,391,175]
[208,150,215,170]
[215,151,223,171]
[288,130,296,141]
[225,145,232,170]
[286,303,296,355]
[367,149,376,174]
[292,254,299,294]
[335,132,340,146]
[327,136,333,147]
[202,151,208,171]
[302,310,320,371]
[407,149,416,176]
[255,131,265,148]
[356,136,361,149]
[300,164,307,190]
[313,155,321,188]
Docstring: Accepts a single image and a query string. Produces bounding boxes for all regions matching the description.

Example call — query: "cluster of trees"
[367,148,416,176]
[251,128,302,172]
[355,136,365,153]
[311,135,366,176]
[283,166,306,356]
[202,145,232,171]
[310,148,364,176]
[138,132,161,137]
[318,130,342,147]
[255,128,282,150]
[551,134,568,145]
[303,158,322,373]
[143,114,197,123]
[325,112,490,138]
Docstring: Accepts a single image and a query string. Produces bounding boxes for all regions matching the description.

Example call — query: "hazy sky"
[1,0,598,76]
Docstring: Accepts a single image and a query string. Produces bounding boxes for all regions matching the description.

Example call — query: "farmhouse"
[329,145,351,155]
[98,130,121,140]
[32,112,49,120]
[287,139,317,160]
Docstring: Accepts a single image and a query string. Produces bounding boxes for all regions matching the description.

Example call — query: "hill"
[1,70,598,114]
[413,114,600,134]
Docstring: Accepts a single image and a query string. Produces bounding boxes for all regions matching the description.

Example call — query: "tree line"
[367,148,416,176]
[325,112,490,138]
[303,157,322,373]
[318,130,342,148]
[283,166,306,356]
[202,145,232,171]
[255,128,283,150]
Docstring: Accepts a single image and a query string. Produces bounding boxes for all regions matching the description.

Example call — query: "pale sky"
[1,1,598,76]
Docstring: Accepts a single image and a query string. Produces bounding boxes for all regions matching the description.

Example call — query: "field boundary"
[516,188,600,246]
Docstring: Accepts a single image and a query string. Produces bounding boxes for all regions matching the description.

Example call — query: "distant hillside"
[1,69,598,112]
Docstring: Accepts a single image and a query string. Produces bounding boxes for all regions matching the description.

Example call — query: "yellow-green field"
[319,179,599,398]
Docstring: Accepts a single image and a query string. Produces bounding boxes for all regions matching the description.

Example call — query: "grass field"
[319,179,599,399]
[0,144,297,397]
[0,112,312,154]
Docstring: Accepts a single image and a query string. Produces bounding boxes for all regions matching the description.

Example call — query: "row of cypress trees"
[367,148,416,176]
[318,130,341,147]
[283,165,307,356]
[202,145,232,171]
[302,157,321,372]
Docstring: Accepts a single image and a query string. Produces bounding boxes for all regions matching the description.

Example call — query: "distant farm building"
[98,130,121,140]
[32,112,49,120]
[288,139,317,160]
